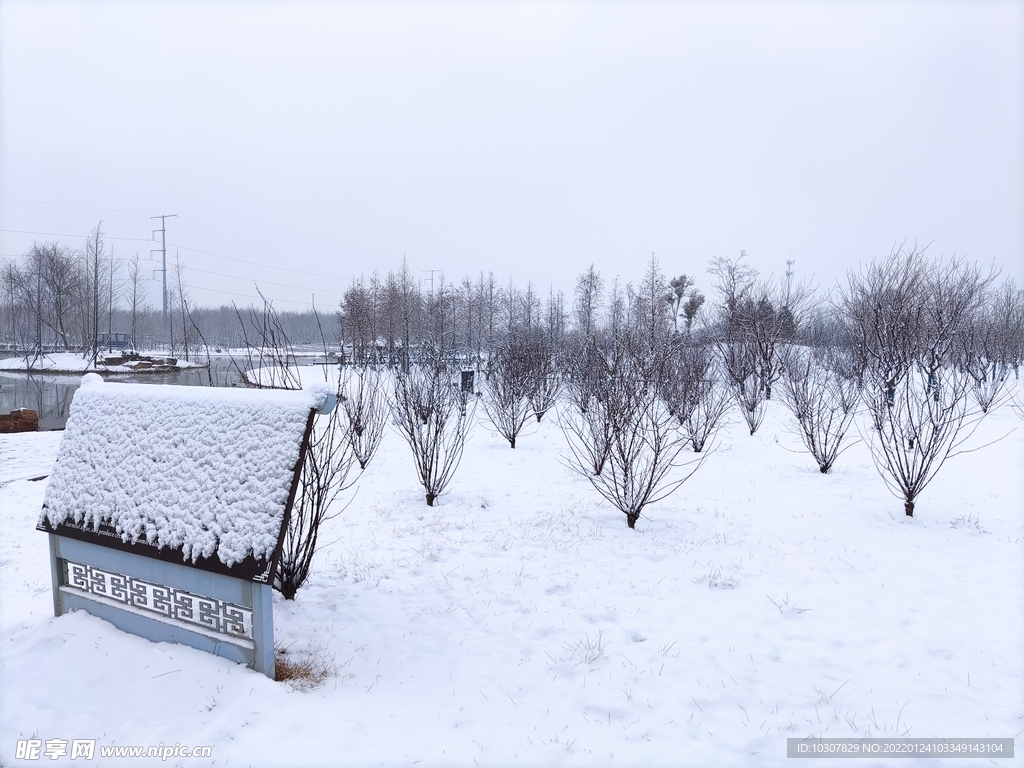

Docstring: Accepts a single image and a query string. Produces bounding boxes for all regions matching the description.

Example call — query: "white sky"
[1,0,1022,310]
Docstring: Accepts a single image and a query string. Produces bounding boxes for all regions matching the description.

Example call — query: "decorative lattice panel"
[63,560,253,641]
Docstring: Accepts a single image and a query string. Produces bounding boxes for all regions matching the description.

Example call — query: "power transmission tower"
[785,257,795,306]
[423,269,442,298]
[150,214,177,317]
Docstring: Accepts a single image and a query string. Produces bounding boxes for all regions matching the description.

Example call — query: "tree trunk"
[626,514,638,529]
[426,493,435,506]
[509,436,516,449]
[904,500,915,517]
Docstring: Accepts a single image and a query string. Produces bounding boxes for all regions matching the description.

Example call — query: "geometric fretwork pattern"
[63,560,253,640]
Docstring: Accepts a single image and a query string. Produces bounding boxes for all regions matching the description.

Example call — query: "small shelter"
[37,374,332,678]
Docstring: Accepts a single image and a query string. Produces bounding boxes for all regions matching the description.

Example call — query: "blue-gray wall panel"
[49,533,276,678]
[58,591,254,667]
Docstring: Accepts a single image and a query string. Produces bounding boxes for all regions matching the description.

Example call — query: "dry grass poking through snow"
[274,643,337,690]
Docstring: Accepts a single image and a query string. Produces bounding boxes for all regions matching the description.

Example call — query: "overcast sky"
[1,0,1022,310]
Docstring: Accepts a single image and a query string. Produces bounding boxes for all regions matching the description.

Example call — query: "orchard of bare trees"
[342,248,1021,524]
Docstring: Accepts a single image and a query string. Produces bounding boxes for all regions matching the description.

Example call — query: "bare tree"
[780,349,858,473]
[528,344,562,422]
[456,274,477,363]
[276,387,357,599]
[562,361,700,529]
[917,254,996,401]
[85,224,105,366]
[683,374,731,453]
[563,338,609,414]
[663,342,731,452]
[733,369,767,435]
[482,334,535,448]
[477,270,499,365]
[3,249,45,363]
[713,332,764,435]
[39,242,81,350]
[558,394,614,477]
[340,276,378,364]
[810,314,863,415]
[605,277,627,342]
[341,365,387,469]
[861,365,982,516]
[740,280,810,400]
[421,275,458,366]
[104,247,122,353]
[391,364,475,505]
[837,243,928,405]
[499,277,523,338]
[631,254,672,353]
[960,277,1019,413]
[233,291,304,390]
[0,260,26,352]
[573,264,604,341]
[707,253,757,320]
[707,253,767,433]
[125,253,145,350]
[171,253,197,361]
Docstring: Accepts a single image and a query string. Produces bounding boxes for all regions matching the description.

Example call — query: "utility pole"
[785,257,795,307]
[151,214,177,318]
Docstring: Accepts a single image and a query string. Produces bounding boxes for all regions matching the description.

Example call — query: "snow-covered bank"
[1,393,1021,767]
[0,352,204,374]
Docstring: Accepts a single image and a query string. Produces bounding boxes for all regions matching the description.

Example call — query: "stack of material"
[0,408,39,433]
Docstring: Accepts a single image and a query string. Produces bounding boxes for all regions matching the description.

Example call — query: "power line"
[0,200,336,261]
[2,237,344,297]
[4,244,345,296]
[174,216,339,261]
[184,263,345,294]
[2,217,364,280]
[0,228,151,242]
[165,242,346,280]
[1,229,346,280]
[1,252,159,264]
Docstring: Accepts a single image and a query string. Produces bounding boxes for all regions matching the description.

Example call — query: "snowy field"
[1,388,1022,767]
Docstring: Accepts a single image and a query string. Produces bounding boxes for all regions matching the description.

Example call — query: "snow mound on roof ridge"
[41,381,320,567]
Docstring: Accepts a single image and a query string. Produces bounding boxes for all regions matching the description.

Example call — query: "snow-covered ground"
[1,386,1022,767]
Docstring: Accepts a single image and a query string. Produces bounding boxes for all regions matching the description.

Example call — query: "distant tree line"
[0,226,336,363]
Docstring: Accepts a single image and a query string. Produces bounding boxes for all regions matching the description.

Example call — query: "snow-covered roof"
[39,374,330,579]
